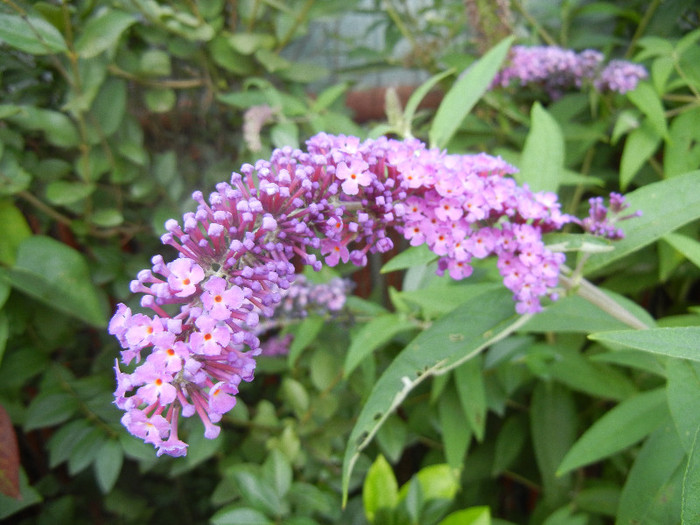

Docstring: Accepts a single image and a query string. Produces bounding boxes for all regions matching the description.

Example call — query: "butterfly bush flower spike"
[110,132,639,455]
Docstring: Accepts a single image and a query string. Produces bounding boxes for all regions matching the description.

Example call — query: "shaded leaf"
[683,429,700,524]
[210,506,274,525]
[557,389,667,475]
[0,199,32,266]
[24,392,79,431]
[666,360,700,452]
[381,244,436,273]
[94,439,123,494]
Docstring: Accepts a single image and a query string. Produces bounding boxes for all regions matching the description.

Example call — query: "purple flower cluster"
[492,45,647,97]
[109,132,590,455]
[579,192,641,240]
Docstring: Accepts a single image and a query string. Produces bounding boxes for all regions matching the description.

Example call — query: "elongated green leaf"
[667,360,700,453]
[627,82,668,140]
[584,170,700,274]
[286,316,324,366]
[492,414,527,475]
[616,423,686,525]
[683,429,700,524]
[2,105,80,148]
[94,439,123,494]
[557,389,668,475]
[429,36,513,149]
[620,119,661,190]
[0,14,67,55]
[439,507,491,525]
[381,244,436,273]
[0,236,107,327]
[454,356,487,441]
[438,383,472,470]
[0,200,32,266]
[231,470,282,517]
[590,327,700,361]
[531,382,576,505]
[344,314,416,378]
[24,393,79,431]
[403,68,454,131]
[518,102,565,193]
[211,506,273,525]
[664,232,700,269]
[75,10,136,58]
[342,287,523,504]
[363,455,398,522]
[522,295,632,333]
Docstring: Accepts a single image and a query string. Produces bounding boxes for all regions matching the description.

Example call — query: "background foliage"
[1,0,700,524]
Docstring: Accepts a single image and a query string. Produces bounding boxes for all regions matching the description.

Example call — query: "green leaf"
[584,170,700,274]
[270,121,299,149]
[381,244,437,273]
[0,200,32,266]
[403,68,455,134]
[492,415,528,475]
[24,393,78,431]
[627,82,668,140]
[530,382,576,505]
[518,103,565,193]
[0,468,42,520]
[438,507,491,525]
[144,88,176,113]
[590,327,700,361]
[210,506,274,525]
[543,233,613,254]
[0,235,107,327]
[342,287,522,504]
[75,9,136,58]
[667,360,700,453]
[344,314,416,378]
[94,439,123,494]
[232,470,282,517]
[262,449,291,499]
[664,107,700,178]
[0,13,67,55]
[454,356,487,441]
[91,78,127,137]
[616,423,686,525]
[437,383,472,470]
[683,429,700,524]
[411,463,459,501]
[664,232,700,269]
[619,119,661,190]
[1,105,80,148]
[522,294,635,333]
[228,32,276,55]
[557,389,668,476]
[90,209,124,228]
[363,455,399,522]
[287,316,323,366]
[45,181,96,206]
[429,36,513,149]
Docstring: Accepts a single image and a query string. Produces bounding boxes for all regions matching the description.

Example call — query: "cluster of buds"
[492,45,647,97]
[109,132,635,455]
[579,192,641,240]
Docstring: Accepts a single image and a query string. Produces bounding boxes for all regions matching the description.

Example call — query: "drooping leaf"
[24,392,79,431]
[584,170,700,275]
[437,383,472,470]
[429,36,513,149]
[590,327,700,361]
[454,355,487,441]
[342,287,523,504]
[627,82,668,140]
[94,439,123,494]
[557,389,668,475]
[518,102,565,193]
[0,235,108,327]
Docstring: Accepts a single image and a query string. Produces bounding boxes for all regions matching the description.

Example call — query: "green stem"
[559,271,650,330]
[624,0,661,59]
[512,0,558,46]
